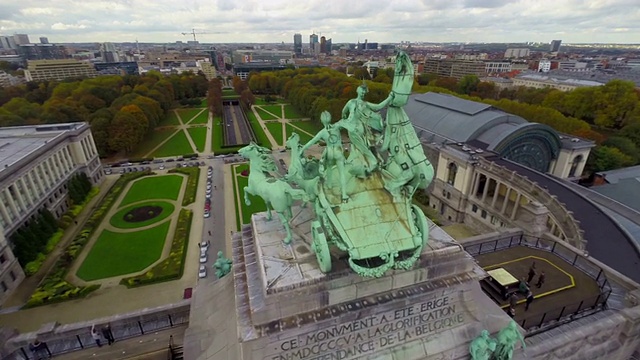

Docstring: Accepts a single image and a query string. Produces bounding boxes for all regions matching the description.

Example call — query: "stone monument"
[186,51,523,359]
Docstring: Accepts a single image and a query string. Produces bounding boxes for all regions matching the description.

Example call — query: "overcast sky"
[1,0,639,44]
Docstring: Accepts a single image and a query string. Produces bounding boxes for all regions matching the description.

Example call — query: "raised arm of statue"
[366,92,395,111]
[300,129,328,157]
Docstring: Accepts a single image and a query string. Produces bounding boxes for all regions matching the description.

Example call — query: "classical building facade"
[0,122,103,304]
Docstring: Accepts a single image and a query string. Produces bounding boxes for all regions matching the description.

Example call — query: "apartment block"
[24,59,98,82]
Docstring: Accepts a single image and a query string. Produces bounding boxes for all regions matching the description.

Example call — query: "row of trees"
[0,71,208,156]
[11,210,58,266]
[68,173,93,205]
[231,76,256,109]
[207,78,224,116]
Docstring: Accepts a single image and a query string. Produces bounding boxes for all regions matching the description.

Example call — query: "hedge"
[168,167,200,205]
[25,171,155,308]
[121,209,193,287]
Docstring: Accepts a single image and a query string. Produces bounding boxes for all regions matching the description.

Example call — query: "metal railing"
[464,234,612,335]
[5,310,189,360]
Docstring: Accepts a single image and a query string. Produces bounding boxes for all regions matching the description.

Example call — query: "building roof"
[0,123,86,177]
[516,73,604,87]
[406,92,528,145]
[491,157,640,283]
[592,178,640,212]
[595,164,640,184]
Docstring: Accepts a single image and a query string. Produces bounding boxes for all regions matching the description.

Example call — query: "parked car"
[204,211,210,218]
[206,193,211,199]
[200,241,210,251]
[198,265,207,278]
[207,155,214,159]
[166,158,175,162]
[199,255,207,263]
[159,165,165,170]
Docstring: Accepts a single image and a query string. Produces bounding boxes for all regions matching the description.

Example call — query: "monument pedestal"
[230,206,515,360]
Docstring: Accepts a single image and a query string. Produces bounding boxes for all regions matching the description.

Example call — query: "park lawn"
[265,122,284,146]
[176,108,204,123]
[233,164,267,229]
[120,174,184,206]
[262,105,283,118]
[151,130,194,157]
[187,110,209,125]
[284,105,303,119]
[222,89,237,96]
[247,111,272,149]
[159,111,181,126]
[131,128,177,158]
[255,97,286,105]
[199,98,207,107]
[187,126,207,152]
[287,122,318,144]
[255,107,279,120]
[76,221,171,281]
[110,201,175,229]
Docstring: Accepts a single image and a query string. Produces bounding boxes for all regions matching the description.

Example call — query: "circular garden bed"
[110,201,175,229]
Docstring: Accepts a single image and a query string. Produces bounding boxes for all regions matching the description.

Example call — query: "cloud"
[0,0,637,43]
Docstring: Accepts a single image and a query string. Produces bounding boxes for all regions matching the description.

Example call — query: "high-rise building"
[0,36,17,50]
[293,33,302,55]
[39,37,49,44]
[12,34,30,45]
[326,38,332,54]
[320,36,326,54]
[504,48,530,59]
[550,40,562,52]
[309,34,318,52]
[100,42,119,63]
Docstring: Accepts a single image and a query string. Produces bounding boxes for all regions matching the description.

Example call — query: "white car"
[206,193,211,199]
[206,184,212,190]
[204,211,210,218]
[199,255,208,263]
[200,247,207,257]
[200,241,210,251]
[198,265,207,278]
[206,188,212,195]
[159,165,165,170]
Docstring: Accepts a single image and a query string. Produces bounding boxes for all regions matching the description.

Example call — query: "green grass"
[232,164,267,229]
[211,116,241,154]
[151,131,194,157]
[286,123,318,144]
[176,108,204,123]
[222,89,237,96]
[284,104,303,119]
[199,98,207,107]
[247,110,273,149]
[187,127,207,152]
[131,129,177,158]
[187,110,209,125]
[255,107,279,120]
[110,201,175,229]
[120,175,183,206]
[265,122,284,146]
[262,105,283,118]
[76,221,171,281]
[159,111,181,126]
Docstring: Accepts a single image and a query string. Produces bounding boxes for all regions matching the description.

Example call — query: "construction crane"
[182,28,221,42]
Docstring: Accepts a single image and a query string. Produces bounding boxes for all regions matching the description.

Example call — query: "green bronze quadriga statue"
[239,51,434,278]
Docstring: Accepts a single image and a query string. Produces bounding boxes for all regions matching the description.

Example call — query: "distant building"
[196,60,216,80]
[504,48,530,58]
[480,77,513,91]
[233,63,288,80]
[309,34,318,52]
[100,42,119,63]
[513,73,604,91]
[24,59,98,82]
[484,61,512,74]
[538,59,552,73]
[293,33,302,55]
[231,49,292,65]
[12,34,30,45]
[39,37,49,44]
[326,38,332,54]
[17,43,67,61]
[0,36,16,50]
[94,61,139,76]
[424,58,485,79]
[0,122,103,305]
[550,40,562,52]
[0,70,24,87]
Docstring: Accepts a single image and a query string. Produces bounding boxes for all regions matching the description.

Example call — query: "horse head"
[394,51,413,78]
[239,142,271,160]
[285,132,300,150]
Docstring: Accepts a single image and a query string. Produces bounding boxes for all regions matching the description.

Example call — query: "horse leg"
[337,159,349,202]
[243,186,252,206]
[265,201,273,220]
[278,211,293,244]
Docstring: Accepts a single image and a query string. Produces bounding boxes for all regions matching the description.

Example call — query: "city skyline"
[0,0,639,44]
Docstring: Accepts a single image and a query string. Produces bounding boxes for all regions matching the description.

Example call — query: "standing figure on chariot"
[340,83,393,176]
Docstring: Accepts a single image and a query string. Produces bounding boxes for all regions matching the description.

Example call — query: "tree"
[108,111,144,153]
[587,145,634,172]
[473,82,497,99]
[620,123,640,148]
[602,136,639,163]
[417,73,438,86]
[593,80,639,129]
[457,75,480,95]
[430,77,458,92]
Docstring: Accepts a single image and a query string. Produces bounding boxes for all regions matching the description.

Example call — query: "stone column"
[471,173,480,197]
[19,178,32,206]
[501,188,511,214]
[26,171,40,198]
[46,158,60,184]
[481,177,491,202]
[35,166,49,190]
[491,182,501,208]
[511,193,522,220]
[0,200,12,224]
[11,184,27,213]
[4,189,20,217]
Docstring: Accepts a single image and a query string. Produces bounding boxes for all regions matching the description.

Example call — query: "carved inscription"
[267,295,464,360]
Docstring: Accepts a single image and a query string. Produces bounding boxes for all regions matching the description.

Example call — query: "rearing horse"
[381,51,434,197]
[238,143,308,244]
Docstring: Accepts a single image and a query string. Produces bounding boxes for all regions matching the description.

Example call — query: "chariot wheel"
[311,221,332,273]
[411,204,429,248]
